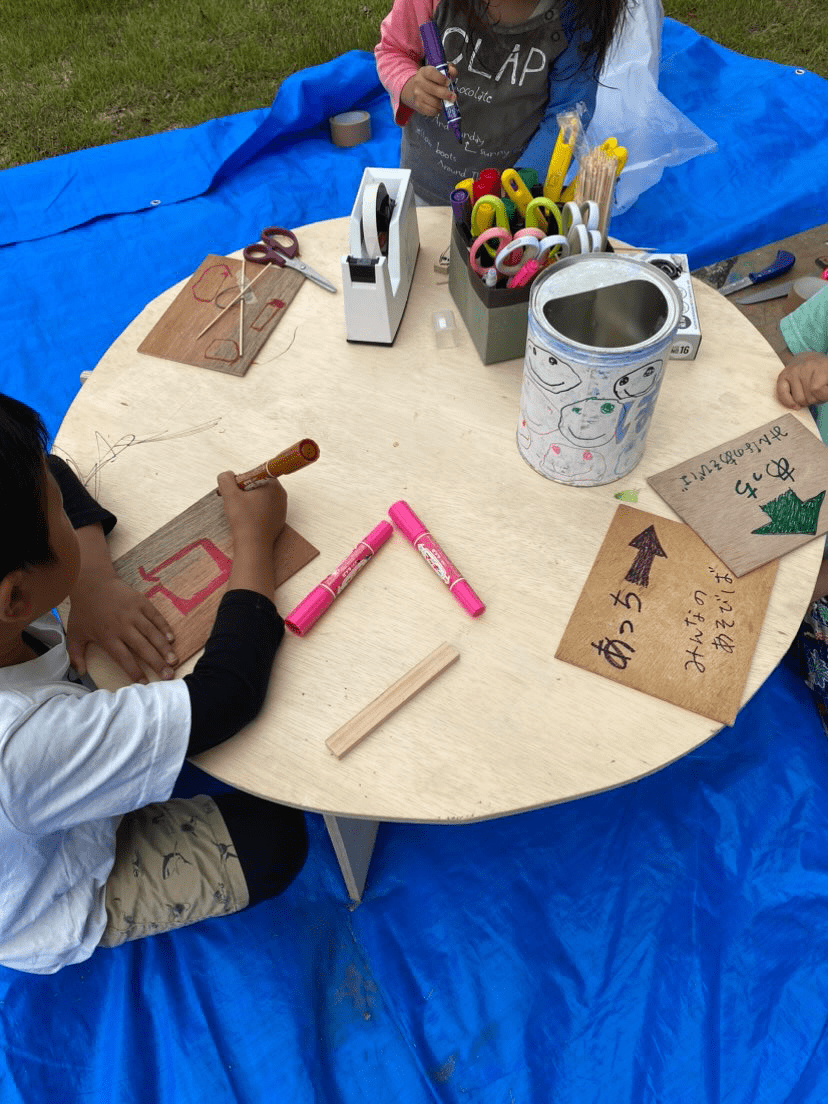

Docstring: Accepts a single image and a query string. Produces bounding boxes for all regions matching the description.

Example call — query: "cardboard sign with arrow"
[647,413,828,576]
[555,504,777,724]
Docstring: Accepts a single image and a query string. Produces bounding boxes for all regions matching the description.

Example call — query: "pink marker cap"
[452,579,485,618]
[285,586,334,636]
[388,500,426,541]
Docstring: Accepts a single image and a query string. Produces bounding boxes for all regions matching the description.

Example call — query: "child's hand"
[66,570,178,684]
[216,472,287,547]
[776,352,828,408]
[400,63,458,117]
[216,472,287,600]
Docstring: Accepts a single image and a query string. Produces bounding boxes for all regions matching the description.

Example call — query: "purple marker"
[419,20,463,144]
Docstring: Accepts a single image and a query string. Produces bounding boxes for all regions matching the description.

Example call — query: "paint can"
[517,253,683,486]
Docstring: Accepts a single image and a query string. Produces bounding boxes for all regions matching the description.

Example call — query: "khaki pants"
[99,795,249,948]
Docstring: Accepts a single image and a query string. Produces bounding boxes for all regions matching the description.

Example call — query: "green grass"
[0,0,826,169]
[663,0,828,77]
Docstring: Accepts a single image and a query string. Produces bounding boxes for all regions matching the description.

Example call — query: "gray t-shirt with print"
[401,0,567,205]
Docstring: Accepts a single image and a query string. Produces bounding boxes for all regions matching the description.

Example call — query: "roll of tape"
[361,182,392,259]
[788,276,828,312]
[793,276,827,301]
[329,110,372,148]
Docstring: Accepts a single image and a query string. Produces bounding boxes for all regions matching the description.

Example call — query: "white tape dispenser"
[341,167,420,344]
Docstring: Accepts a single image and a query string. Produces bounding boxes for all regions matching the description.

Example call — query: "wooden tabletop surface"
[54,207,823,824]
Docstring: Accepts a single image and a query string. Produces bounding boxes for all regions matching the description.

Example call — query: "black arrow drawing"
[625,525,667,587]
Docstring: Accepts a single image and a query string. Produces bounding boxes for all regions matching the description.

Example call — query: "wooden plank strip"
[326,643,460,759]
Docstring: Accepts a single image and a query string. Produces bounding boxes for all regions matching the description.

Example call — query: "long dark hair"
[570,0,630,75]
[460,0,630,78]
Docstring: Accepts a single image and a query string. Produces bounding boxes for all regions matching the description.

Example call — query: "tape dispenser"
[342,167,420,344]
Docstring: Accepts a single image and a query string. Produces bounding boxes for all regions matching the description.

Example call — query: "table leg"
[322,814,379,902]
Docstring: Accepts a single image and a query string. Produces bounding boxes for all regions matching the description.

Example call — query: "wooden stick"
[238,257,245,357]
[196,264,268,340]
[326,643,460,759]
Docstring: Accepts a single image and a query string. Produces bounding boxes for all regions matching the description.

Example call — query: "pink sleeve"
[375,0,440,126]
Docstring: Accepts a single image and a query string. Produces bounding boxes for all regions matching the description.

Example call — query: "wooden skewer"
[238,257,245,356]
[196,264,268,340]
[326,643,460,759]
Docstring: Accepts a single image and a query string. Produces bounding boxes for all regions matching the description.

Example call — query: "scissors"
[506,234,571,288]
[561,201,602,254]
[469,227,543,280]
[525,197,564,237]
[470,196,511,257]
[599,136,628,175]
[500,169,534,217]
[243,227,336,293]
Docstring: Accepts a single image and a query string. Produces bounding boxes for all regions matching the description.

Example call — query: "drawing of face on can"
[613,360,663,400]
[559,398,621,446]
[524,338,581,396]
[517,254,682,486]
[543,443,607,484]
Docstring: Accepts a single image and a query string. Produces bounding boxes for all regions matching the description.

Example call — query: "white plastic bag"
[587,0,716,213]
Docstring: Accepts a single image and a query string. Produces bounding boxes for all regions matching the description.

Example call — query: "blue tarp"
[2,22,828,1103]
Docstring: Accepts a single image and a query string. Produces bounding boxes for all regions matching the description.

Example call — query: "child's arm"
[375,0,441,125]
[776,352,828,409]
[184,473,288,753]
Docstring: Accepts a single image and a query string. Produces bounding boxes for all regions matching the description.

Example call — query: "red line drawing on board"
[138,539,233,614]
[205,339,240,363]
[192,264,232,303]
[251,299,285,332]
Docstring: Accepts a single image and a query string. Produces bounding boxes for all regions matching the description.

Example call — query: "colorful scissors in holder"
[470,196,512,257]
[561,201,602,255]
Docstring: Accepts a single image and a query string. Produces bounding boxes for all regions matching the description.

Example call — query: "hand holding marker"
[419,21,463,143]
[231,438,320,490]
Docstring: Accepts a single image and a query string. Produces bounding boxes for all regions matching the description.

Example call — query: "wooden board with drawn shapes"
[137,254,304,377]
[112,488,319,667]
[555,504,777,725]
[647,413,828,577]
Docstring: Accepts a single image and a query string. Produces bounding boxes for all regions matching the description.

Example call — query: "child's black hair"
[0,394,54,580]
[460,0,629,79]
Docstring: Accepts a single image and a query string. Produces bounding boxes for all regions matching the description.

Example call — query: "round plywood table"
[55,207,822,898]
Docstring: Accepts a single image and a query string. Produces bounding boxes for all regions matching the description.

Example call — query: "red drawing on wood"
[192,264,232,302]
[205,339,240,363]
[252,299,285,332]
[138,539,233,614]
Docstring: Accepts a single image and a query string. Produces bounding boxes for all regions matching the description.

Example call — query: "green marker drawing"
[751,489,826,535]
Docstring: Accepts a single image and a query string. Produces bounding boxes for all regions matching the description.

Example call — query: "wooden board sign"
[647,413,828,576]
[555,504,777,725]
[113,488,319,666]
[137,254,304,376]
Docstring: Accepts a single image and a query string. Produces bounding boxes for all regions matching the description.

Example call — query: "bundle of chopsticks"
[574,146,617,249]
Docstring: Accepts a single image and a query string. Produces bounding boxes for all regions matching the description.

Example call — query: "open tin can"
[517,253,683,486]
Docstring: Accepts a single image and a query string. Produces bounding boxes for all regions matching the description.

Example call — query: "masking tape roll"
[329,110,372,148]
[361,182,389,260]
[788,276,828,312]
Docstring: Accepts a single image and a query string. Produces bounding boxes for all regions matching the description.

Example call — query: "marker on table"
[419,20,463,144]
[389,500,484,618]
[286,520,394,635]
[233,438,320,490]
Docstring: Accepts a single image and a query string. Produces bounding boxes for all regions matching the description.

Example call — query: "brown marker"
[233,438,320,490]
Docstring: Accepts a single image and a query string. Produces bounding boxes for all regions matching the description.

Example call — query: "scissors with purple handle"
[244,227,337,293]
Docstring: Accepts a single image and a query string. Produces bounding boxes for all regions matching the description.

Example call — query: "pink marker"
[285,520,393,636]
[388,500,485,618]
